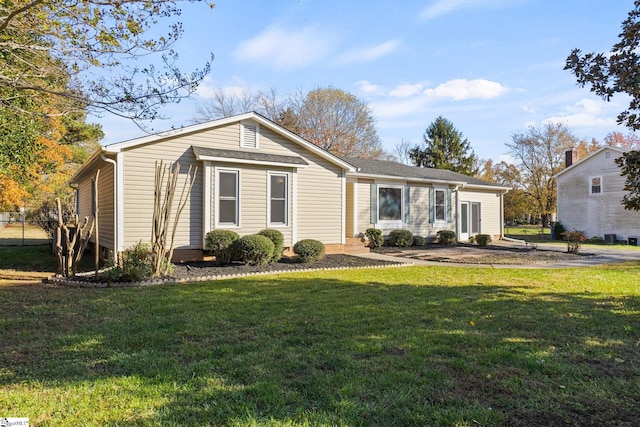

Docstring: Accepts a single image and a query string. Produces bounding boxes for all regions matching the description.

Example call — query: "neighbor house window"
[217,169,239,226]
[435,189,446,221]
[590,176,602,194]
[269,173,288,226]
[378,186,403,221]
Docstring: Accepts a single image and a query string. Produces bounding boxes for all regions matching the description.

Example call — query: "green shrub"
[552,221,566,241]
[475,234,492,247]
[236,235,274,266]
[436,230,456,245]
[294,239,325,263]
[258,229,284,262]
[205,229,240,265]
[121,241,154,281]
[412,235,425,247]
[365,228,384,248]
[562,230,587,254]
[388,229,413,247]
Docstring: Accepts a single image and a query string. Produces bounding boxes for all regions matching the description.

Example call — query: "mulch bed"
[171,254,404,279]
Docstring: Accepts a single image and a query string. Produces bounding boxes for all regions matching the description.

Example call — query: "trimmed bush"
[475,234,492,247]
[294,239,325,263]
[121,241,154,281]
[388,229,413,247]
[436,230,456,245]
[552,221,566,241]
[365,228,384,248]
[257,229,285,262]
[412,235,425,247]
[205,229,240,265]
[562,230,587,254]
[236,235,274,266]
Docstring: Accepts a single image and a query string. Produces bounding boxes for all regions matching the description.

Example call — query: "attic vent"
[241,122,259,149]
[605,150,611,159]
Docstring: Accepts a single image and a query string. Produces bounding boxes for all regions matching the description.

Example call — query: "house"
[554,146,640,243]
[71,112,509,262]
[344,158,509,242]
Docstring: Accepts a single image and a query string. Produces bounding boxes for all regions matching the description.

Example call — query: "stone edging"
[46,261,414,288]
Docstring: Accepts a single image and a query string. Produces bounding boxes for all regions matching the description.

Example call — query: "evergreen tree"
[409,116,476,175]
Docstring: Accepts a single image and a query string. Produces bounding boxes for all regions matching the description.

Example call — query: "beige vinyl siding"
[557,150,639,239]
[122,138,203,250]
[458,189,502,238]
[353,179,456,238]
[346,182,354,237]
[260,127,344,244]
[210,163,294,247]
[75,157,115,250]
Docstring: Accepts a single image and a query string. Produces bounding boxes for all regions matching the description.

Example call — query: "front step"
[344,237,370,254]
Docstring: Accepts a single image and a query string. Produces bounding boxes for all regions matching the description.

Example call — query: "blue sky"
[95,0,636,162]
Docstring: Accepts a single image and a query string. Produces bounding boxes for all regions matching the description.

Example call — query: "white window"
[435,189,446,221]
[268,173,288,226]
[216,169,240,227]
[240,122,259,149]
[590,176,602,195]
[378,186,403,222]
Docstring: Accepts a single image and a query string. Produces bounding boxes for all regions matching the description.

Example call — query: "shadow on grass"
[1,271,639,426]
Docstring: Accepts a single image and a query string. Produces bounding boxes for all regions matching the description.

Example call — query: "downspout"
[452,185,461,240]
[100,153,119,263]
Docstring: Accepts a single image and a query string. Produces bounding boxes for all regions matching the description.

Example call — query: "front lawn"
[1,264,639,426]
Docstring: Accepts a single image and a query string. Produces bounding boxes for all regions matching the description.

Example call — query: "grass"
[0,224,49,246]
[1,259,640,426]
[503,225,552,242]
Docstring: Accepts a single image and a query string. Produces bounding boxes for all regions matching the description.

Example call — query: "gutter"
[100,154,119,263]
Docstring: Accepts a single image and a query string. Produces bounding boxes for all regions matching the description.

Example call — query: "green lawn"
[0,224,49,246]
[1,263,639,426]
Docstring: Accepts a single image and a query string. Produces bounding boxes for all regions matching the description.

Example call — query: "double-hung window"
[269,173,288,226]
[435,189,446,221]
[590,176,602,195]
[217,169,239,226]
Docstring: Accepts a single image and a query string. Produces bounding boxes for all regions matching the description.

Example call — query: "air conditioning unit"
[629,237,638,246]
[604,234,617,244]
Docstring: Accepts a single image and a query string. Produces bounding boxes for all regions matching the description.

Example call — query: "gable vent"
[241,123,258,149]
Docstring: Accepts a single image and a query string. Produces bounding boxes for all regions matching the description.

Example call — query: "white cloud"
[356,80,385,95]
[337,40,400,64]
[543,98,616,128]
[234,25,337,70]
[370,96,432,119]
[389,83,425,98]
[423,79,509,100]
[420,0,526,21]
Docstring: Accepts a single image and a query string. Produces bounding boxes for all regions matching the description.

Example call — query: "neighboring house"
[71,112,509,262]
[343,158,509,242]
[555,146,640,242]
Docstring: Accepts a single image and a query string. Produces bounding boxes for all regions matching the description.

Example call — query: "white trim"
[553,145,626,178]
[352,180,359,238]
[432,186,449,225]
[589,175,603,195]
[376,183,404,224]
[267,171,289,227]
[341,172,346,244]
[354,172,468,187]
[240,121,260,149]
[115,152,124,253]
[203,162,212,246]
[98,112,355,171]
[292,170,298,244]
[194,155,307,169]
[214,167,241,228]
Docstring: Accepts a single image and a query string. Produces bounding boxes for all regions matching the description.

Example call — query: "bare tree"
[393,139,415,165]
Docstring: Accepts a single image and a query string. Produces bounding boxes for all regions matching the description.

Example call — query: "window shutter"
[446,188,452,223]
[370,183,378,224]
[429,187,435,224]
[404,185,410,223]
[242,123,258,148]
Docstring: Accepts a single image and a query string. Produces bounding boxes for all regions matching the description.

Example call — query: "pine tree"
[410,116,476,175]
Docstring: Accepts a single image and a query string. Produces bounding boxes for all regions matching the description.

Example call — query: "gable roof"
[553,146,627,179]
[101,111,355,172]
[343,157,510,190]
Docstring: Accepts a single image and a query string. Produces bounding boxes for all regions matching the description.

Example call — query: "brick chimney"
[565,149,578,168]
